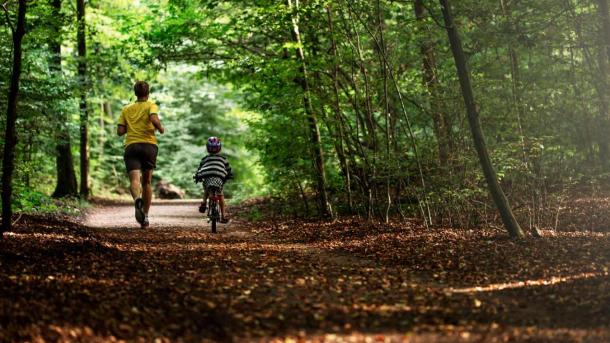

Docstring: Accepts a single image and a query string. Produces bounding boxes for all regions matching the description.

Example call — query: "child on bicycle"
[193,137,233,223]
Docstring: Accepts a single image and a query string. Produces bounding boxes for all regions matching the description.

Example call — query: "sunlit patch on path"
[85,199,232,231]
[449,271,609,294]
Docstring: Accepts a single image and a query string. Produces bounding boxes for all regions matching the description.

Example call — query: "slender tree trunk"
[439,0,524,238]
[375,0,392,223]
[286,0,332,218]
[566,3,594,161]
[24,131,32,187]
[77,0,89,197]
[294,176,310,217]
[345,5,377,151]
[100,101,112,158]
[499,0,528,164]
[50,0,78,198]
[327,5,353,213]
[500,0,542,236]
[349,3,432,226]
[1,0,27,236]
[596,0,610,169]
[414,0,451,167]
[570,3,598,163]
[346,6,378,218]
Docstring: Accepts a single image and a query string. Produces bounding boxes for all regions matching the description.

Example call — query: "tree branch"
[2,1,15,34]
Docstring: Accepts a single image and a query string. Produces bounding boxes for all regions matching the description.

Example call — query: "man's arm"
[117,109,127,136]
[117,125,127,136]
[150,114,165,134]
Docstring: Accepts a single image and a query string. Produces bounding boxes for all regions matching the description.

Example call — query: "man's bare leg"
[142,169,153,214]
[129,170,145,225]
[128,170,142,200]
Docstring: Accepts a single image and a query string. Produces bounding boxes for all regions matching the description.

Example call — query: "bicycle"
[206,186,222,233]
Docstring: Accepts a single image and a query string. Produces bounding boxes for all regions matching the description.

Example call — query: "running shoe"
[141,215,149,228]
[135,198,145,225]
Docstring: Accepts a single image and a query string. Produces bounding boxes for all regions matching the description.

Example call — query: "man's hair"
[134,81,150,98]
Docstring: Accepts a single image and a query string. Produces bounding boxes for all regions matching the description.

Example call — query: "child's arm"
[197,156,208,171]
[193,156,208,183]
[224,158,234,180]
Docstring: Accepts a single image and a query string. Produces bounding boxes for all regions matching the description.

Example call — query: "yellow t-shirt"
[118,100,159,147]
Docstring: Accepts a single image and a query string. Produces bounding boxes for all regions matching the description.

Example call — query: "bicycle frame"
[207,186,222,233]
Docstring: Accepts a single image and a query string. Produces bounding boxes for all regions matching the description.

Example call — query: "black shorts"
[124,143,158,172]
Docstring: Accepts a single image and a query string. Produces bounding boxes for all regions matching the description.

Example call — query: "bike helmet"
[207,136,222,153]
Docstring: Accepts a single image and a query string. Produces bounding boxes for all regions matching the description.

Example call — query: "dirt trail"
[1,201,608,342]
[84,200,371,268]
[86,199,222,230]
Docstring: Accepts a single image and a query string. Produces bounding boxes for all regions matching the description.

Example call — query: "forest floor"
[0,199,609,342]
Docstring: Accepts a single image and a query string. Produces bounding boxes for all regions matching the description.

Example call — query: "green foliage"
[152,65,265,199]
[12,184,87,216]
[5,0,610,227]
[245,206,263,222]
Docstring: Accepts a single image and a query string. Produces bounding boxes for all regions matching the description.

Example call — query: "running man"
[117,81,165,228]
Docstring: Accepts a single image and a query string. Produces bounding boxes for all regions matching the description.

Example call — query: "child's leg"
[199,187,209,213]
[219,194,227,219]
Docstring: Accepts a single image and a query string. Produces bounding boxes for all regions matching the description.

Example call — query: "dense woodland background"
[3,2,610,340]
[3,0,610,233]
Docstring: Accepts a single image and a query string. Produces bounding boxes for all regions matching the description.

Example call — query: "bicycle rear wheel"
[210,202,218,233]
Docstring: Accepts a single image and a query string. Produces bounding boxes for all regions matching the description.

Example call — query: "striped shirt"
[195,154,232,181]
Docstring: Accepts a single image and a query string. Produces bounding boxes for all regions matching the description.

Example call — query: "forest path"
[85,199,230,230]
[76,200,402,341]
[2,201,609,342]
[84,199,370,260]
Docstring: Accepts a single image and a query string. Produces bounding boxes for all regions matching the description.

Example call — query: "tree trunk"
[327,5,353,213]
[100,102,112,155]
[1,0,27,236]
[439,0,524,238]
[77,0,89,197]
[596,0,610,169]
[414,0,451,167]
[567,5,595,162]
[51,0,78,198]
[499,0,528,164]
[286,0,332,218]
[348,3,432,226]
[344,4,377,152]
[375,0,392,223]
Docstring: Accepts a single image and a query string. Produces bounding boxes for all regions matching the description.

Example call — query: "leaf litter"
[0,202,608,342]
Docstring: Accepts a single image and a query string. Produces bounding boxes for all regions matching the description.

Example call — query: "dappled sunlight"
[448,271,609,294]
[85,202,208,229]
[259,325,610,343]
[4,231,78,241]
[6,274,120,287]
[539,229,610,238]
[18,324,138,343]
[5,0,610,340]
[103,240,318,253]
[14,323,610,343]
